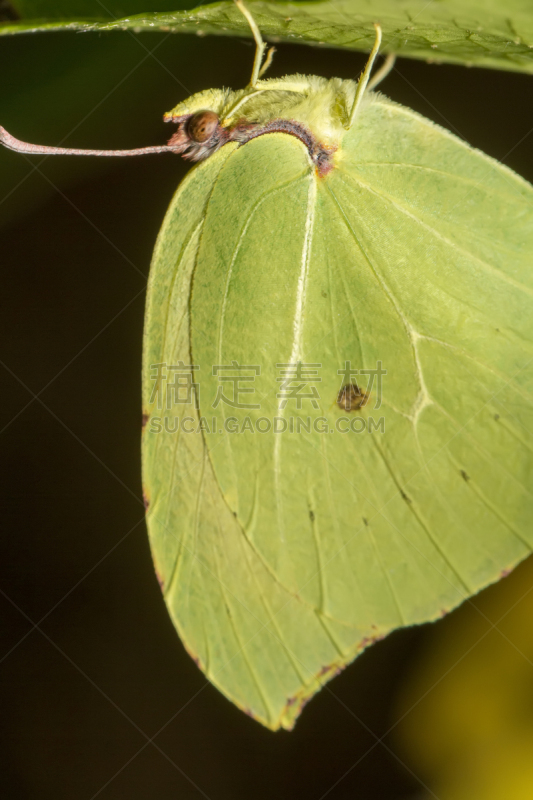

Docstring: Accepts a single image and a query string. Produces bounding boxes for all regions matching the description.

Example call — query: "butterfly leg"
[258,46,276,78]
[368,53,396,91]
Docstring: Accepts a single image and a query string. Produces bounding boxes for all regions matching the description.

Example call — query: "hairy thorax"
[163,75,366,176]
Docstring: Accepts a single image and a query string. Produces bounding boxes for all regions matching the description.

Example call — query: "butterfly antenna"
[347,23,382,129]
[0,126,174,157]
[234,0,266,87]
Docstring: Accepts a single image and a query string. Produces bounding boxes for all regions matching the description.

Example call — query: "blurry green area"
[396,555,533,800]
[0,31,197,228]
[10,0,195,18]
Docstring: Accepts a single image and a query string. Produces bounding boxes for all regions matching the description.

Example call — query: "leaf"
[8,0,195,19]
[2,0,533,75]
[141,82,533,729]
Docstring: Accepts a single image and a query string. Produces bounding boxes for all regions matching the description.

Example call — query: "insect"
[2,1,532,731]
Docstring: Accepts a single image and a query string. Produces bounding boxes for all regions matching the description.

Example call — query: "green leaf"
[2,0,533,74]
[8,0,195,19]
[141,78,533,729]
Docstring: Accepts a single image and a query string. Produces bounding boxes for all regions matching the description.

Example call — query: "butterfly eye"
[187,111,219,143]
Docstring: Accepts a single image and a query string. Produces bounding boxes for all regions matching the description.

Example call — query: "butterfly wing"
[143,102,533,729]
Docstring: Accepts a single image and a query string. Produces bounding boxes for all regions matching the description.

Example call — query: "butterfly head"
[163,88,235,162]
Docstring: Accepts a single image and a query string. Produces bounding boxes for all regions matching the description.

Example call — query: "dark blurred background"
[1,15,533,800]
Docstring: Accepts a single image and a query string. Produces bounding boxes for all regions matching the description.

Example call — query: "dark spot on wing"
[461,470,470,482]
[309,510,315,522]
[142,412,149,430]
[494,413,500,421]
[337,383,369,412]
[400,490,411,504]
[362,517,369,526]
[142,490,150,510]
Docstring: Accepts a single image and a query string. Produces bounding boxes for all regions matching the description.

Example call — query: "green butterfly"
[2,0,532,731]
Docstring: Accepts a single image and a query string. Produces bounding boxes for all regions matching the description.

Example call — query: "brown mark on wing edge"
[142,490,150,510]
[281,629,391,725]
[142,412,149,431]
[500,567,513,578]
[164,112,335,176]
[337,383,369,412]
